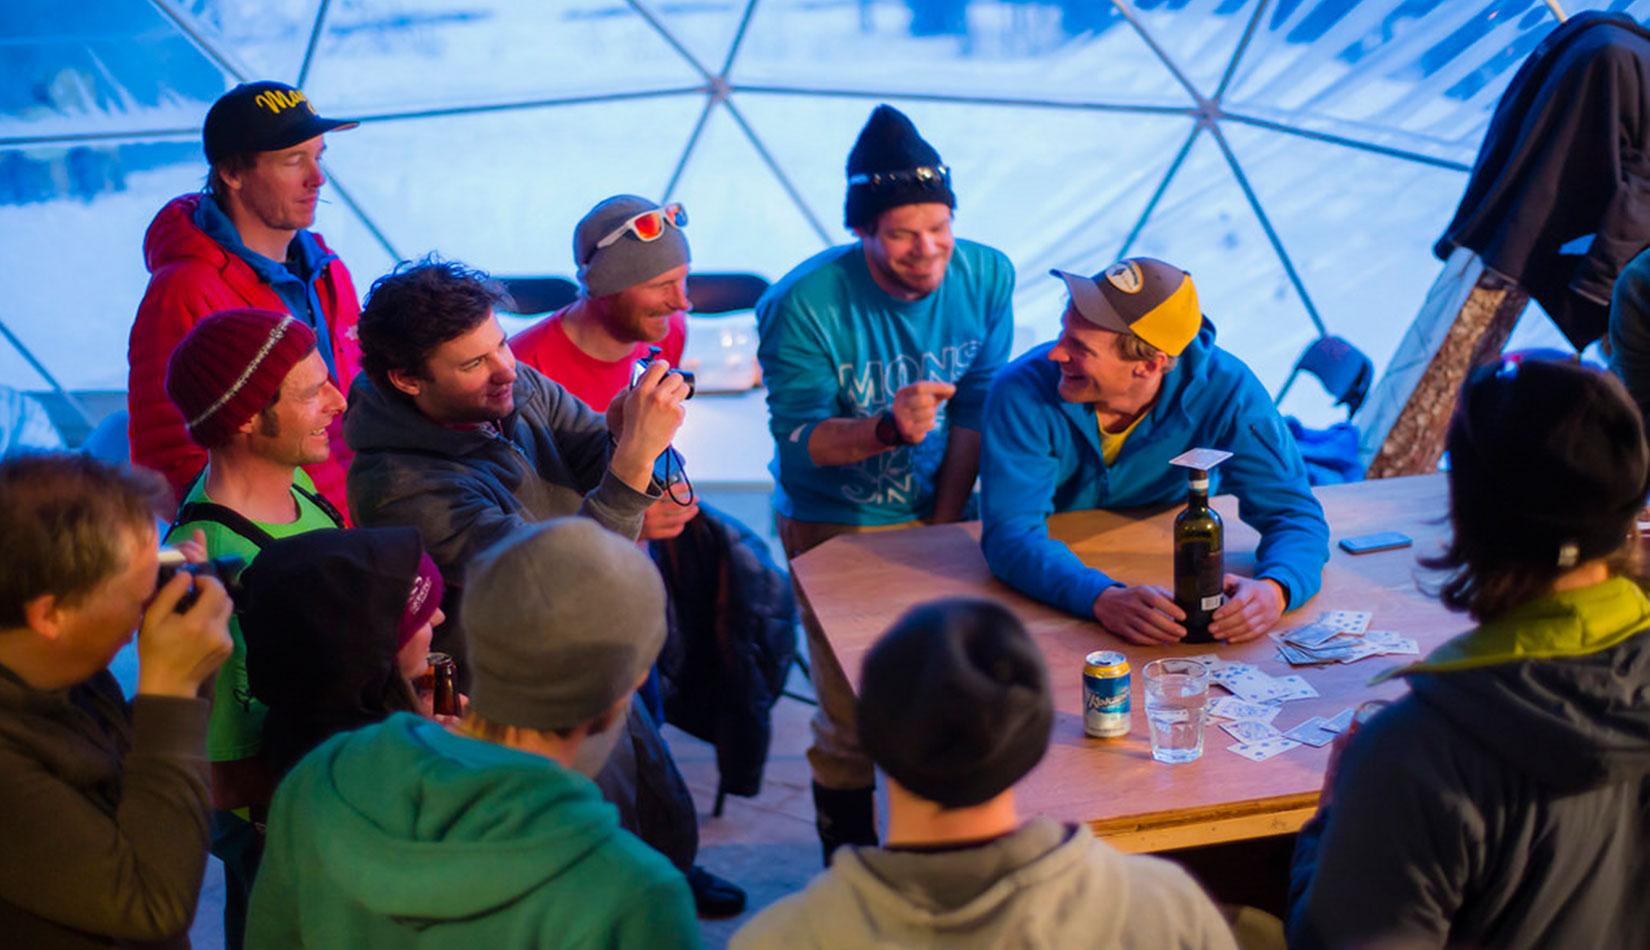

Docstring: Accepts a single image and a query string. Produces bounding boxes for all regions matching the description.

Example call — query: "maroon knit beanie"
[397,551,445,648]
[165,308,318,448]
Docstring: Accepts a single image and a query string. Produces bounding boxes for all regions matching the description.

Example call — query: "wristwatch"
[874,410,909,447]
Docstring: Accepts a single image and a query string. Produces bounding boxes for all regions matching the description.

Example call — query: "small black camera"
[630,345,695,399]
[156,549,245,612]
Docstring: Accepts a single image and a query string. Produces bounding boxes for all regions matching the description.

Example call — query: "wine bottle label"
[1201,593,1225,610]
[1189,476,1209,492]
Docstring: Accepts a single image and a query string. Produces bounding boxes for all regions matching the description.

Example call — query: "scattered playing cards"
[1275,610,1420,667]
[1323,707,1356,733]
[1227,736,1301,761]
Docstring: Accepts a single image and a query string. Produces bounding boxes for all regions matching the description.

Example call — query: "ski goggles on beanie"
[1051,257,1201,358]
[595,202,687,250]
[847,164,951,189]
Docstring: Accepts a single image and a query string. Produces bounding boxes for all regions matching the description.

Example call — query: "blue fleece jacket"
[195,194,338,377]
[979,324,1329,619]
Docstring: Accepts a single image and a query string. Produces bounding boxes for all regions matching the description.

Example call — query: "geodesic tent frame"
[1,0,1634,436]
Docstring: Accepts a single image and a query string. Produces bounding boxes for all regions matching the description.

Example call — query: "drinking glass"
[1143,658,1210,764]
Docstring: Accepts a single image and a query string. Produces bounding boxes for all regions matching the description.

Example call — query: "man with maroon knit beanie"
[162,307,347,949]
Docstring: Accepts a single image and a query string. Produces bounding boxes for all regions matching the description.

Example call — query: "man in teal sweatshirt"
[247,518,699,948]
[980,258,1328,644]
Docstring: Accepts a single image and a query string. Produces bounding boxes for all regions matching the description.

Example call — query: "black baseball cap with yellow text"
[203,81,357,165]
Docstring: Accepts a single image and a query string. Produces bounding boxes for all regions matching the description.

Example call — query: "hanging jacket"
[128,193,362,515]
[651,503,799,798]
[1289,576,1650,948]
[1434,12,1650,348]
[247,713,699,949]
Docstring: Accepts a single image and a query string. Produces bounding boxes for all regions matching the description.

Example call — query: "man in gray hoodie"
[733,599,1235,949]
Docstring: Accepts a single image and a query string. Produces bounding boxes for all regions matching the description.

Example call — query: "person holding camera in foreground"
[0,454,233,946]
[1288,359,1650,948]
[345,258,742,915]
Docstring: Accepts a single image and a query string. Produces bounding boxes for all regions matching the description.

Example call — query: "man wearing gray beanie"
[733,599,1236,950]
[512,194,698,540]
[756,104,1016,862]
[248,519,699,947]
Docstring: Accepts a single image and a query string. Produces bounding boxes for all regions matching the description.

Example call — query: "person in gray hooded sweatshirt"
[1288,358,1650,949]
[732,598,1235,950]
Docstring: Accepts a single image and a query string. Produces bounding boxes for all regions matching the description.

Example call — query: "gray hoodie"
[732,817,1236,949]
[344,365,657,659]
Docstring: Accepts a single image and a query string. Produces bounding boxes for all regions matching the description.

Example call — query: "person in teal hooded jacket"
[980,259,1328,644]
[246,518,699,948]
[1288,358,1650,949]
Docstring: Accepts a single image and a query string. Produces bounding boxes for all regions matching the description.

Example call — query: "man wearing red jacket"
[129,80,360,518]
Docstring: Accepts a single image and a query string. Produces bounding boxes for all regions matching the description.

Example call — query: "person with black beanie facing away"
[1289,358,1650,948]
[237,526,450,781]
[756,103,1015,862]
[732,598,1235,948]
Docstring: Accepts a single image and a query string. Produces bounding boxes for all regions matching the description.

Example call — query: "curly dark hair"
[357,256,512,390]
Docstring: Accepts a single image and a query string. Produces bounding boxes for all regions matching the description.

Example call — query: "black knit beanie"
[844,104,956,232]
[857,599,1052,809]
[1448,358,1649,568]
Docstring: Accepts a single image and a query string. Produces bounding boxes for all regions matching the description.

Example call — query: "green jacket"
[248,713,699,948]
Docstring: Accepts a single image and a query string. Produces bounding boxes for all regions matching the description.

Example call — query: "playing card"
[1183,653,1224,673]
[1364,630,1420,655]
[1277,644,1337,667]
[1320,610,1372,634]
[1169,448,1234,470]
[1272,674,1320,702]
[1284,621,1347,649]
[1220,667,1289,704]
[1220,719,1282,743]
[1227,736,1302,761]
[1323,708,1356,733]
[1208,696,1281,723]
[1284,717,1338,747]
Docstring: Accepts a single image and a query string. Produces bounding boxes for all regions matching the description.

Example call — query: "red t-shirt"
[509,306,688,412]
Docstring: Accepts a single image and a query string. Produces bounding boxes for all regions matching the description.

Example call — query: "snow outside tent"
[3,0,1643,476]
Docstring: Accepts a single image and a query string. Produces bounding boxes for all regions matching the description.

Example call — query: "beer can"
[1083,650,1131,738]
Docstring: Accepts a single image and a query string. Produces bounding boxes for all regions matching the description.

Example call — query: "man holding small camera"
[161,306,349,948]
[343,258,744,914]
[511,194,700,541]
[0,453,234,946]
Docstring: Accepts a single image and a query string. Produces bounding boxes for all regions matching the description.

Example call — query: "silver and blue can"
[1083,650,1131,738]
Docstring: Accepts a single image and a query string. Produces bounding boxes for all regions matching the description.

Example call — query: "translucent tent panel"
[317,96,707,276]
[0,2,229,140]
[645,0,755,76]
[1221,0,1650,163]
[1119,0,1265,100]
[304,0,708,115]
[1219,121,1470,372]
[732,0,1190,105]
[160,0,325,85]
[666,102,829,281]
[1108,131,1320,398]
[0,141,206,390]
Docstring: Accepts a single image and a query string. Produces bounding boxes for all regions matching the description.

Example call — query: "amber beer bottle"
[426,652,459,716]
[1174,470,1224,644]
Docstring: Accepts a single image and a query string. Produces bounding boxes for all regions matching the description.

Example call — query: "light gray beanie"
[573,194,691,298]
[461,518,667,731]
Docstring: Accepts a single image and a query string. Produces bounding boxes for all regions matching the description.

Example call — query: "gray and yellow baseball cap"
[1051,257,1201,357]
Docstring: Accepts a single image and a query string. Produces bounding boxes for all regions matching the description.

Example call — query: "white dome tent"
[2,0,1642,454]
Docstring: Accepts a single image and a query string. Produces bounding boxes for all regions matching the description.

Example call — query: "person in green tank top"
[160,306,346,950]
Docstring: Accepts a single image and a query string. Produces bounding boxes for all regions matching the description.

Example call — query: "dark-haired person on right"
[1288,359,1650,949]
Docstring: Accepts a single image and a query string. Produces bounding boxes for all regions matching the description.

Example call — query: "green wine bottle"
[1174,469,1224,644]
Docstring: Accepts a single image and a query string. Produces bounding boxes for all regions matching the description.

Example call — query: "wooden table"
[791,474,1467,854]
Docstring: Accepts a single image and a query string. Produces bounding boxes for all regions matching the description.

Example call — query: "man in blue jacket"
[980,258,1327,644]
